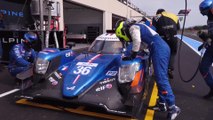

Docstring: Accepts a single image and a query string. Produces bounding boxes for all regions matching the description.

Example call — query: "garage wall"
[64,4,103,34]
[65,0,143,32]
[69,0,142,18]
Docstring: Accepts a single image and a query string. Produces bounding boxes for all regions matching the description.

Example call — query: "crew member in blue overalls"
[8,32,38,77]
[115,20,180,120]
[199,0,213,99]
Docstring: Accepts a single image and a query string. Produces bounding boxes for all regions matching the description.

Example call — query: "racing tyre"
[131,92,145,119]
[32,74,44,84]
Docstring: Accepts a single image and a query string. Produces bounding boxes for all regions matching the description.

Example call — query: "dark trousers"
[162,36,178,71]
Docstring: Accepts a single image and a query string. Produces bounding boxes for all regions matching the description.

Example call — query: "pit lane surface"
[0,37,213,120]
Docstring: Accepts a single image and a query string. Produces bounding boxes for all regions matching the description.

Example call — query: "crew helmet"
[115,20,130,42]
[199,0,213,15]
[24,32,38,43]
[156,8,165,15]
[23,32,38,49]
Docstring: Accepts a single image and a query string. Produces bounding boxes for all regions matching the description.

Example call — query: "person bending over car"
[115,20,180,120]
[8,32,38,77]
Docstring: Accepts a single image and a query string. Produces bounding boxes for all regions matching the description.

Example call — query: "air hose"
[178,0,203,83]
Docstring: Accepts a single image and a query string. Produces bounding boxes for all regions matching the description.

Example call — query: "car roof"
[95,33,120,42]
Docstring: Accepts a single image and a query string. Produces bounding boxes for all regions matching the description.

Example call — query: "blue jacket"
[8,44,37,69]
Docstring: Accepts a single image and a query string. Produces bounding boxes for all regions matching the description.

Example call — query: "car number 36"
[73,66,92,75]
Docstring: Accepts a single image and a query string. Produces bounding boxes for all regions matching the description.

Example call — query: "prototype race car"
[21,31,152,118]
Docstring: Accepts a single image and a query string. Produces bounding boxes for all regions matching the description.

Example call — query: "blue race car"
[22,31,152,118]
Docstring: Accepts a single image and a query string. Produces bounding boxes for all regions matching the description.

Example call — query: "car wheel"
[131,92,145,119]
[32,74,44,84]
[132,60,152,119]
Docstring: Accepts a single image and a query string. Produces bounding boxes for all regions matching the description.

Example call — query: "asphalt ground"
[0,36,213,120]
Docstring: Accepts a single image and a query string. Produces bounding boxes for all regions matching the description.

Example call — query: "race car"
[21,31,152,118]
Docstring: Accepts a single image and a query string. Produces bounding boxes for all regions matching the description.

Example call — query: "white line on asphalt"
[0,89,20,98]
[182,40,202,56]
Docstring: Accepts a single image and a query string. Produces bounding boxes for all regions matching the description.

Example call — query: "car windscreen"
[88,40,123,54]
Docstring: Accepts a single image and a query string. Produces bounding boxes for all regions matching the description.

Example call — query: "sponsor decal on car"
[96,85,105,92]
[95,83,113,92]
[106,71,117,76]
[61,66,68,71]
[99,78,115,85]
[73,62,98,76]
[76,62,98,67]
[54,71,62,79]
[48,77,58,86]
[65,51,73,57]
[39,51,49,54]
[72,55,101,84]
[105,83,113,89]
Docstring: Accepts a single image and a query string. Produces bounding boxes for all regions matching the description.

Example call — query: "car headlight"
[35,58,49,74]
[118,63,140,83]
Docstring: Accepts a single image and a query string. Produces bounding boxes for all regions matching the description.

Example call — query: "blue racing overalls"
[8,44,37,77]
[130,23,175,106]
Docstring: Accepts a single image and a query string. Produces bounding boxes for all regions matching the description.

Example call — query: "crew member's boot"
[167,105,181,120]
[148,100,167,112]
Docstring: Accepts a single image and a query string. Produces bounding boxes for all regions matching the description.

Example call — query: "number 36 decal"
[73,62,98,75]
[73,66,92,75]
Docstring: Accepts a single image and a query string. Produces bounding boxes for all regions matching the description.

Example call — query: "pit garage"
[63,1,125,43]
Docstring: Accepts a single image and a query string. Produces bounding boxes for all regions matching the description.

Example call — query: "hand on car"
[122,51,137,61]
[122,56,133,61]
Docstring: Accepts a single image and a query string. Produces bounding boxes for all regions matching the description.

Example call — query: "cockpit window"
[88,40,123,54]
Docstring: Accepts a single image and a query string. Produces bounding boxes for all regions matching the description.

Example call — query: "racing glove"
[198,39,212,51]
[122,51,137,61]
[198,44,205,51]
